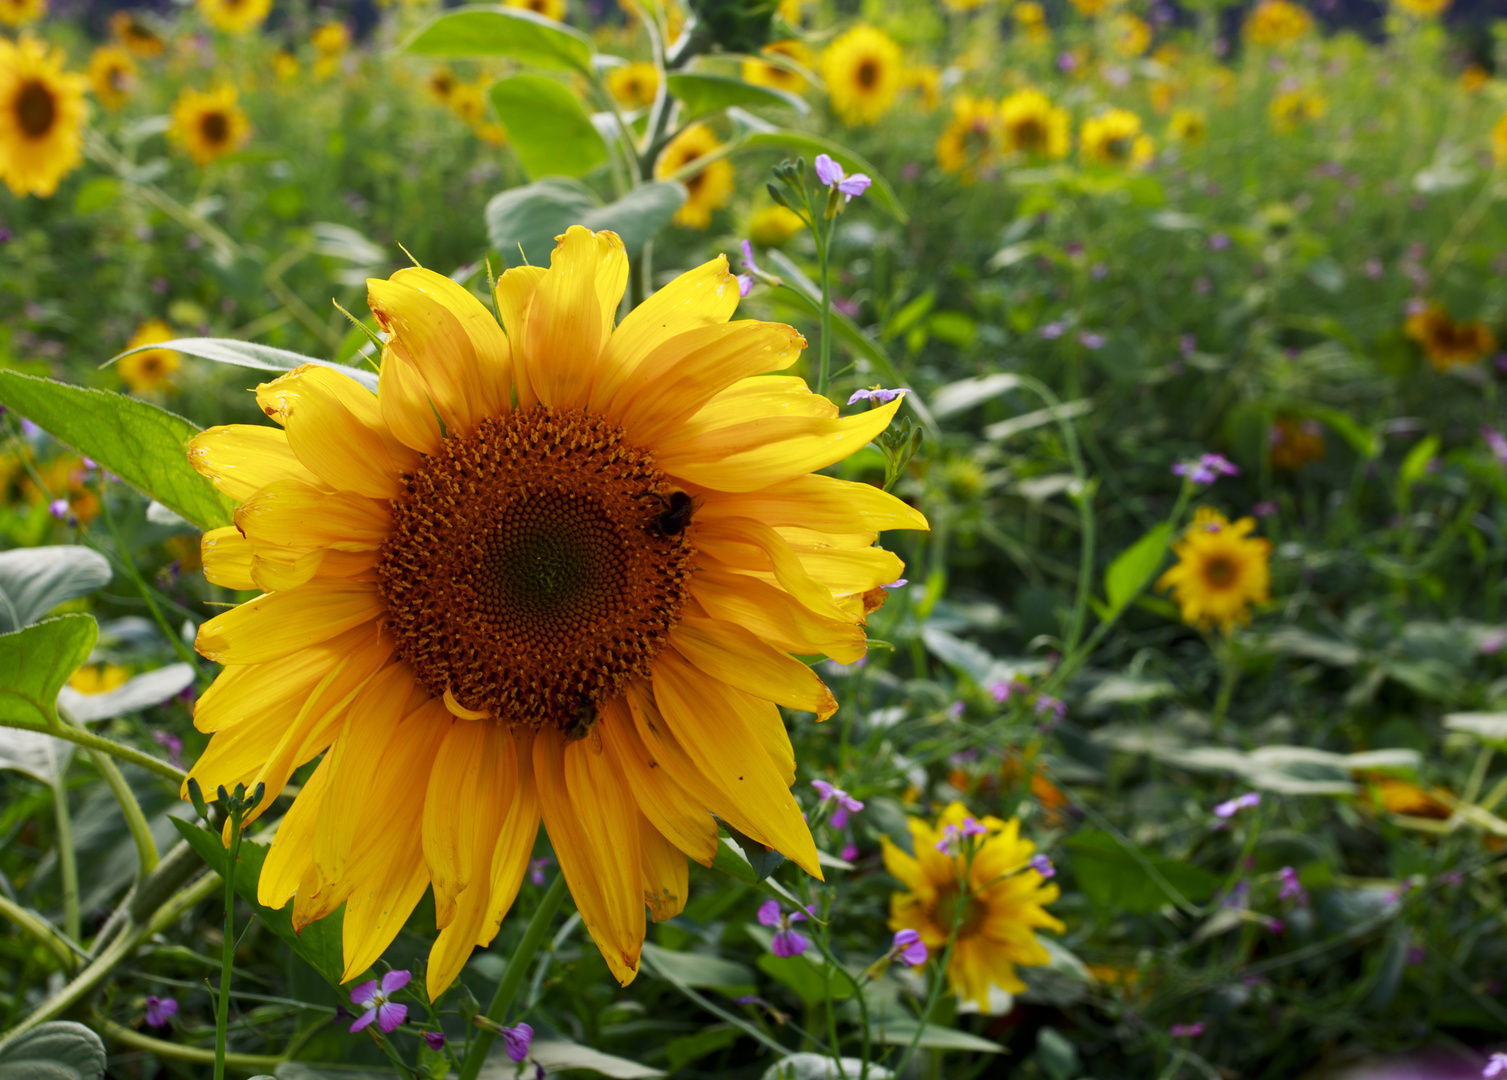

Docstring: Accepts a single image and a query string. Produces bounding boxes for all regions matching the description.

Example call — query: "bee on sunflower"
[0,0,44,27]
[742,39,813,96]
[935,95,1000,182]
[999,87,1071,158]
[168,85,250,167]
[185,225,926,995]
[820,24,902,127]
[0,36,89,199]
[606,61,659,109]
[655,123,734,229]
[88,45,137,111]
[1079,107,1153,168]
[119,320,182,393]
[1243,0,1312,46]
[197,0,272,35]
[1404,303,1497,371]
[1157,508,1272,633]
[880,803,1063,1011]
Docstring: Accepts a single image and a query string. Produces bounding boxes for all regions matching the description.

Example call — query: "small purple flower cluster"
[1172,453,1240,487]
[811,779,864,828]
[814,153,872,201]
[757,899,812,958]
[934,815,988,855]
[1277,866,1307,905]
[350,970,409,1034]
[1213,791,1261,819]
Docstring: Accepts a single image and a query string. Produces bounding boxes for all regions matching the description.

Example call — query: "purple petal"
[502,1022,534,1063]
[740,239,758,272]
[349,1007,378,1033]
[424,1031,446,1051]
[882,578,907,589]
[837,174,872,200]
[814,153,843,186]
[900,940,929,965]
[375,1001,407,1034]
[810,779,837,800]
[829,806,849,830]
[893,929,920,947]
[349,980,379,1006]
[381,969,412,994]
[737,274,754,298]
[757,899,782,927]
[772,929,810,958]
[847,389,874,404]
[838,793,864,813]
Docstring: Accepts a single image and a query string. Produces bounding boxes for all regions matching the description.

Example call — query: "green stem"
[97,1019,285,1069]
[0,718,186,785]
[817,219,834,401]
[214,804,245,1080]
[60,707,159,875]
[891,851,972,1078]
[457,873,569,1080]
[0,894,80,972]
[51,772,80,943]
[1210,640,1241,730]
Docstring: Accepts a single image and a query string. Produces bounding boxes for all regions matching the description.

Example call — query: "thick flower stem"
[0,894,79,972]
[60,706,160,875]
[214,801,249,1080]
[0,717,186,785]
[457,873,569,1080]
[51,772,80,943]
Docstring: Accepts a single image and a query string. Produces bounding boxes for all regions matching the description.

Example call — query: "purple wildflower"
[48,498,70,521]
[946,701,964,719]
[1278,866,1307,904]
[152,730,184,767]
[19,418,39,438]
[757,899,811,958]
[891,929,928,966]
[529,856,552,887]
[1439,870,1465,887]
[737,274,754,298]
[1407,944,1426,966]
[350,969,410,1034]
[1033,695,1066,722]
[424,1031,446,1051]
[1483,631,1507,656]
[811,779,864,829]
[882,578,907,588]
[1213,792,1261,819]
[1057,51,1077,72]
[1483,427,1507,467]
[1252,500,1279,518]
[814,154,871,201]
[989,676,1029,703]
[1485,1052,1507,1077]
[1170,1022,1205,1038]
[1038,321,1066,340]
[1078,331,1105,350]
[841,842,858,861]
[145,996,178,1027]
[733,994,762,1006]
[848,386,908,405]
[1030,853,1056,879]
[1364,257,1383,280]
[1209,232,1231,251]
[1221,880,1251,910]
[501,1022,534,1063]
[1179,334,1196,357]
[1173,453,1239,488]
[935,816,988,855]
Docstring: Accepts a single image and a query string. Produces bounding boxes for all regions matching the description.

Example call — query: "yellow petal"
[193,624,381,733]
[235,479,391,553]
[689,568,866,663]
[377,344,443,456]
[668,617,837,721]
[879,833,923,890]
[259,751,331,909]
[202,526,255,590]
[188,423,325,503]
[598,696,719,864]
[195,578,385,665]
[694,474,929,534]
[368,276,492,436]
[640,814,689,922]
[694,518,848,620]
[522,227,627,411]
[479,729,542,938]
[422,717,489,929]
[494,264,547,410]
[390,266,512,417]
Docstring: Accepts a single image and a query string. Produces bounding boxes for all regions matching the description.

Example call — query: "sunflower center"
[1203,556,1236,588]
[1104,136,1129,160]
[856,59,879,89]
[201,111,229,145]
[16,80,56,138]
[1014,117,1046,149]
[377,408,695,736]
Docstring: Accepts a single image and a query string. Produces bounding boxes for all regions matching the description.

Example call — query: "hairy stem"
[0,718,185,785]
[51,773,80,943]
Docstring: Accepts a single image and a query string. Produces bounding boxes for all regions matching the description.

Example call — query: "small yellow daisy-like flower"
[120,319,183,393]
[1079,107,1153,168]
[1167,107,1205,143]
[1244,0,1312,46]
[0,0,44,28]
[935,94,999,181]
[505,0,567,20]
[1404,303,1496,371]
[69,663,131,694]
[748,204,805,248]
[999,87,1071,158]
[1268,416,1325,472]
[168,85,250,167]
[880,803,1063,1009]
[1268,87,1326,133]
[110,11,166,57]
[1491,112,1507,166]
[606,60,659,108]
[448,82,487,125]
[1013,0,1049,40]
[184,225,924,996]
[1460,64,1489,93]
[1157,508,1271,633]
[820,24,902,127]
[0,37,89,199]
[197,0,272,34]
[1392,0,1450,15]
[742,39,812,96]
[1112,13,1151,56]
[655,122,734,229]
[904,64,942,110]
[271,50,299,81]
[88,45,137,111]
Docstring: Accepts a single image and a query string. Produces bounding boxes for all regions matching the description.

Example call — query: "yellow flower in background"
[197,0,271,34]
[111,11,166,57]
[425,65,457,104]
[1244,0,1312,46]
[880,803,1063,1009]
[655,122,733,228]
[607,60,659,108]
[271,50,299,81]
[0,0,44,27]
[1269,87,1326,132]
[311,21,351,78]
[821,24,902,127]
[88,45,137,111]
[184,224,923,996]
[742,39,812,95]
[119,319,183,392]
[0,37,88,198]
[904,64,942,110]
[1068,0,1116,15]
[1112,13,1151,56]
[505,0,567,19]
[1168,107,1205,143]
[1080,108,1153,167]
[169,84,250,166]
[942,0,985,11]
[1158,508,1271,633]
[1268,416,1325,472]
[1460,64,1489,92]
[1492,112,1507,166]
[1392,0,1450,15]
[448,81,487,124]
[777,0,801,23]
[475,121,507,146]
[1404,303,1496,371]
[1149,81,1177,113]
[69,664,131,694]
[936,94,998,180]
[1013,1,1049,40]
[748,203,805,248]
[1000,87,1070,158]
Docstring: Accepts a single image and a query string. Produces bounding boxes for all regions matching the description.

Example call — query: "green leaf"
[666,1025,740,1072]
[528,1039,664,1078]
[738,128,905,222]
[722,825,785,881]
[0,1021,107,1080]
[487,180,687,266]
[666,73,807,120]
[1399,433,1441,495]
[0,372,235,531]
[1301,405,1380,459]
[72,177,120,215]
[489,75,609,179]
[882,290,934,343]
[0,615,98,729]
[756,953,829,1008]
[403,4,594,71]
[1103,523,1172,616]
[711,835,759,883]
[171,818,347,986]
[112,337,378,392]
[0,547,111,633]
[1064,830,1218,915]
[873,1022,1004,1053]
[641,942,756,991]
[585,181,688,253]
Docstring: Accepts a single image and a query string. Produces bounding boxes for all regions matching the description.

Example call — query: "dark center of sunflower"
[1203,556,1236,588]
[201,111,229,145]
[377,408,694,736]
[934,885,987,938]
[1014,117,1046,150]
[16,80,56,138]
[856,59,879,89]
[1104,136,1129,160]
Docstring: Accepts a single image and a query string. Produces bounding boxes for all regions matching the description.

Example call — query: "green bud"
[186,777,209,820]
[457,984,480,1022]
[824,184,843,220]
[766,182,790,209]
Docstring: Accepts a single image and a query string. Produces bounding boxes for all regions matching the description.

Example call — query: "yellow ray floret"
[1157,507,1271,633]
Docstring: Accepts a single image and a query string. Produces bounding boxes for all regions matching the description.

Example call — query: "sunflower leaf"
[0,1021,108,1080]
[1103,523,1172,617]
[0,615,99,732]
[666,73,808,121]
[0,547,111,634]
[489,76,608,180]
[402,4,594,72]
[487,180,687,267]
[108,338,379,393]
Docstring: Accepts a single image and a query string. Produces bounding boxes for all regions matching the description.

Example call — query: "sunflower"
[1244,0,1312,46]
[904,64,941,110]
[1404,302,1496,371]
[0,37,88,199]
[1392,0,1449,15]
[1079,107,1153,168]
[1112,13,1151,56]
[1461,64,1489,93]
[425,65,457,105]
[448,82,487,125]
[741,39,812,96]
[88,45,137,111]
[69,663,131,694]
[271,51,299,81]
[935,95,999,182]
[185,225,925,995]
[1013,1,1049,41]
[110,11,166,57]
[747,204,805,248]
[197,0,271,34]
[880,803,1063,1010]
[169,85,250,166]
[820,24,902,127]
[311,21,350,78]
[1167,107,1205,143]
[1157,508,1271,633]
[999,87,1070,158]
[505,0,567,19]
[1268,87,1326,133]
[606,61,659,109]
[0,0,44,27]
[1068,0,1116,15]
[654,123,734,229]
[1492,112,1507,166]
[119,319,182,393]
[1268,416,1325,471]
[941,0,983,11]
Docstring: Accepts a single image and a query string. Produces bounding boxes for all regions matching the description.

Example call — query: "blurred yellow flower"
[448,81,487,124]
[942,0,985,11]
[655,122,733,228]
[880,803,1063,1009]
[1404,303,1496,371]
[1112,13,1151,56]
[1392,0,1450,15]
[1268,416,1325,471]
[0,37,88,198]
[1167,107,1205,143]
[1460,64,1489,93]
[88,45,137,111]
[1269,87,1327,133]
[821,24,902,127]
[69,664,131,694]
[1244,0,1312,46]
[425,65,457,104]
[271,50,299,81]
[1000,87,1070,158]
[311,21,351,78]
[1149,81,1176,113]
[1069,0,1116,15]
[777,0,801,23]
[904,64,942,110]
[1157,508,1271,633]
[0,0,44,27]
[1013,0,1049,40]
[198,0,271,34]
[1367,778,1451,819]
[475,121,507,146]
[120,319,183,392]
[936,94,998,181]
[1080,107,1153,167]
[110,11,166,57]
[742,39,812,95]
[169,84,250,166]
[748,203,805,248]
[505,0,567,19]
[1492,112,1507,165]
[607,60,659,107]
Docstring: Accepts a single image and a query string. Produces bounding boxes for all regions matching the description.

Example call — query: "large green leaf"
[640,942,755,991]
[489,76,608,180]
[487,179,687,266]
[0,372,234,531]
[171,818,347,986]
[0,1021,107,1080]
[736,124,905,222]
[1103,523,1172,616]
[0,615,98,729]
[1065,830,1218,915]
[402,4,594,71]
[112,337,378,392]
[0,547,111,633]
[666,73,807,120]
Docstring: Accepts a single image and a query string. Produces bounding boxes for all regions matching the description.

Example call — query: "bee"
[561,697,597,741]
[649,490,695,538]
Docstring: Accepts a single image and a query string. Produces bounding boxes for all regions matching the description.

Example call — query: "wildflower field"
[4,0,1507,1075]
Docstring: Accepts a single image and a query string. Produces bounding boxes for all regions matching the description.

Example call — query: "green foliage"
[0,616,98,729]
[666,74,808,121]
[0,1021,107,1080]
[487,180,686,265]
[403,5,595,71]
[488,76,609,180]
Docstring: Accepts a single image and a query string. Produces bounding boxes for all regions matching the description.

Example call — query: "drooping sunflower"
[88,45,137,111]
[1404,302,1496,371]
[742,39,812,96]
[1079,107,1153,168]
[119,319,182,393]
[654,123,734,229]
[935,95,999,182]
[186,226,925,995]
[1268,87,1326,133]
[0,37,89,199]
[505,0,567,20]
[1157,508,1271,633]
[1243,0,1312,46]
[168,85,250,166]
[999,87,1070,158]
[820,24,902,127]
[110,11,166,57]
[606,61,659,109]
[881,802,1063,1010]
[0,0,44,27]
[1167,107,1205,144]
[197,0,272,34]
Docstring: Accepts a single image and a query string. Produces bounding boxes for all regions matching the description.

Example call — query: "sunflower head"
[1404,302,1497,371]
[197,0,272,34]
[1167,107,1205,144]
[741,39,812,95]
[606,61,659,108]
[110,11,166,56]
[1079,107,1153,168]
[425,66,458,104]
[0,0,45,27]
[747,203,805,248]
[1013,0,1049,39]
[88,45,137,111]
[654,122,734,229]
[120,319,182,393]
[504,0,568,20]
[999,87,1070,158]
[820,24,902,127]
[169,84,250,167]
[935,95,999,181]
[1112,13,1151,56]
[448,82,487,124]
[1244,0,1312,46]
[271,51,300,81]
[1157,507,1272,633]
[904,63,942,110]
[312,20,352,55]
[0,36,89,198]
[1068,0,1117,15]
[880,803,1063,1009]
[1268,87,1326,133]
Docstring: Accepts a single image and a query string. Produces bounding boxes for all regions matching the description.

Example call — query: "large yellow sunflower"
[1079,107,1153,168]
[197,0,271,34]
[654,123,733,229]
[1404,302,1496,371]
[881,802,1063,1009]
[0,0,44,27]
[742,39,813,96]
[999,87,1070,158]
[168,85,250,166]
[186,226,926,997]
[820,24,902,127]
[0,36,88,199]
[88,44,137,111]
[606,61,659,109]
[1157,508,1271,633]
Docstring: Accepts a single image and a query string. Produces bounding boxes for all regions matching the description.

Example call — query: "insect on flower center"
[377,408,695,737]
[16,80,56,138]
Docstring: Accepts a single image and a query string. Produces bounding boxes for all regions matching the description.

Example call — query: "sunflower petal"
[259,752,331,909]
[640,814,690,922]
[188,424,324,502]
[494,265,547,410]
[195,578,384,665]
[235,479,391,553]
[422,717,489,929]
[668,617,837,721]
[202,526,255,590]
[598,697,719,864]
[390,266,511,417]
[523,227,627,411]
[689,568,866,663]
[695,474,929,533]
